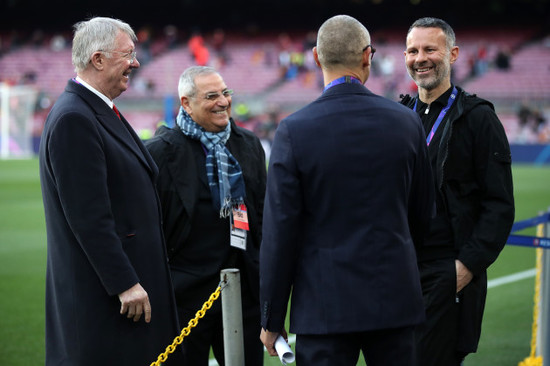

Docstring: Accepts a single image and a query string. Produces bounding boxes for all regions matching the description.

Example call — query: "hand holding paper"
[274,335,295,365]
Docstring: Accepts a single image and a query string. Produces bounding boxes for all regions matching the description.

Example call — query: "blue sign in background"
[508,212,550,249]
[510,144,550,165]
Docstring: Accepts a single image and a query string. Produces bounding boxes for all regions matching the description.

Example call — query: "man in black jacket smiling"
[145,66,266,366]
[400,17,515,366]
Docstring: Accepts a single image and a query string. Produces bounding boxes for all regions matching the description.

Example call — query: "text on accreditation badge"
[230,204,249,250]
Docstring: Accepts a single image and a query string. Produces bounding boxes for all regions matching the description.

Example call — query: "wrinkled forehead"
[114,30,135,50]
[406,27,447,48]
[194,73,227,94]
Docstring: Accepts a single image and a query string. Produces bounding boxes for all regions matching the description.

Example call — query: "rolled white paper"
[274,335,295,364]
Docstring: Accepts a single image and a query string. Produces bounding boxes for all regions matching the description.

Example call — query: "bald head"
[316,15,371,71]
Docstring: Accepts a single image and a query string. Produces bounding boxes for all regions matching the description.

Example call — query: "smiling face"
[100,31,140,100]
[181,72,232,132]
[405,27,458,95]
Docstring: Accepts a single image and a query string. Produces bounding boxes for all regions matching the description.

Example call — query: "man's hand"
[260,328,288,357]
[455,259,473,293]
[118,283,151,323]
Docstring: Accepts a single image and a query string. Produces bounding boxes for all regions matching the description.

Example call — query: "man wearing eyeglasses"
[259,15,433,366]
[39,17,183,365]
[145,66,267,366]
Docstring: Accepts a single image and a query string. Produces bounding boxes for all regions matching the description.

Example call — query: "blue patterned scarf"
[176,107,246,218]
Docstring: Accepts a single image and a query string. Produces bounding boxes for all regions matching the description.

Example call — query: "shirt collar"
[432,84,454,107]
[323,75,363,93]
[75,76,114,109]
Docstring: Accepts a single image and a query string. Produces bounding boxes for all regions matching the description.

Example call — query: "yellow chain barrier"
[150,284,222,366]
[518,223,544,366]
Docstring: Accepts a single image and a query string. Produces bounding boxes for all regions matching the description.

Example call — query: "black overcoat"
[144,121,266,307]
[39,80,182,366]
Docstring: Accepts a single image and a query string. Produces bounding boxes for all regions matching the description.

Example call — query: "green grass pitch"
[0,159,549,366]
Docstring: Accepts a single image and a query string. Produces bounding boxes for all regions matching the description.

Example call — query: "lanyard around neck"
[413,86,458,146]
[323,76,362,93]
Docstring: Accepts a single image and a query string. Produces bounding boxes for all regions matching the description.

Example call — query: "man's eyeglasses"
[363,45,376,60]
[102,50,137,64]
[203,89,234,101]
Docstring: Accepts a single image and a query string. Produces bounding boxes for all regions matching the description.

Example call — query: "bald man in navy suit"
[259,15,434,366]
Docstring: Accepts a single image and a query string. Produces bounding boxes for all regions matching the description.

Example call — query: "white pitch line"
[207,269,536,365]
[488,268,536,288]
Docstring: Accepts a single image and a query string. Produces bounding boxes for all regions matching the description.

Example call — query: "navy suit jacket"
[39,80,181,365]
[260,82,434,335]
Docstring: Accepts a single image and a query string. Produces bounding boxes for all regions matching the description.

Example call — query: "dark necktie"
[113,104,121,120]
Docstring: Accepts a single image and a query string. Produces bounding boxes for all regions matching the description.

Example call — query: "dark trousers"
[177,289,263,366]
[296,326,416,366]
[415,258,465,366]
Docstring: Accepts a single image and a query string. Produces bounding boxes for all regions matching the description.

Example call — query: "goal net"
[0,82,38,159]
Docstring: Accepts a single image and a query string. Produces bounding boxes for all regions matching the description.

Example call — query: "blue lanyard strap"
[413,86,458,146]
[323,76,362,93]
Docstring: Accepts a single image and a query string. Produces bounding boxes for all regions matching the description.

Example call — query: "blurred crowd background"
[1,0,549,157]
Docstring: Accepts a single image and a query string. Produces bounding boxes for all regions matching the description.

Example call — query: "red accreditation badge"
[232,204,249,231]
[229,204,248,250]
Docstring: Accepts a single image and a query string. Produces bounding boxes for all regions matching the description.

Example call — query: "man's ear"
[362,48,372,68]
[181,96,192,115]
[450,46,459,65]
[90,51,105,70]
[312,47,321,68]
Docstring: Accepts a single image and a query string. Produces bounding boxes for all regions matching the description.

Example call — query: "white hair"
[72,17,136,73]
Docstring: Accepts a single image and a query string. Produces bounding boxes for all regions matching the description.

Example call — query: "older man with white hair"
[39,16,183,366]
